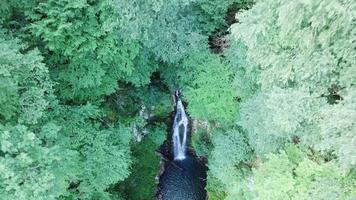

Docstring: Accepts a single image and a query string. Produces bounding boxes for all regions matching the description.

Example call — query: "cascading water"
[157,90,207,200]
[172,91,188,160]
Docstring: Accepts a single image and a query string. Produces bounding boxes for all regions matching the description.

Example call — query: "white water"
[173,92,188,160]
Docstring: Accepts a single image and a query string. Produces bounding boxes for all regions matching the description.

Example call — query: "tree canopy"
[1,0,355,199]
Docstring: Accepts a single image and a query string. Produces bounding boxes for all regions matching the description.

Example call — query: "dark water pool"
[157,156,207,200]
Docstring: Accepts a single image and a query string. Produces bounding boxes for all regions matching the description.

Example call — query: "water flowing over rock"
[173,91,188,160]
[156,91,207,200]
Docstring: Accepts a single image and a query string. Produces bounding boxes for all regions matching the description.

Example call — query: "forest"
[0,0,355,199]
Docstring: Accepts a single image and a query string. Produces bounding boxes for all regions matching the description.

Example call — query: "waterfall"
[173,91,188,160]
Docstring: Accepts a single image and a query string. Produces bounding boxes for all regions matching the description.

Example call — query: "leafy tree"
[112,0,206,63]
[112,0,252,63]
[0,28,53,124]
[47,104,132,199]
[183,53,237,124]
[163,50,237,124]
[123,49,160,87]
[28,0,140,101]
[238,88,324,156]
[0,29,132,199]
[192,0,252,34]
[119,124,166,200]
[250,146,355,200]
[229,0,356,165]
[226,39,258,102]
[0,1,11,23]
[0,124,79,200]
[207,128,251,200]
[2,0,355,199]
[0,29,76,200]
[305,90,356,170]
[230,0,355,93]
[206,0,356,198]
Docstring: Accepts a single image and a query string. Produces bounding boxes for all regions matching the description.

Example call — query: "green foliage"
[134,84,172,119]
[230,0,356,165]
[250,146,354,200]
[47,104,132,199]
[124,49,160,87]
[163,50,237,124]
[2,0,355,199]
[112,0,253,63]
[0,1,11,23]
[0,124,79,200]
[0,30,76,200]
[306,90,356,170]
[183,54,236,124]
[192,0,252,34]
[226,39,258,101]
[252,151,295,200]
[206,0,356,198]
[119,124,166,200]
[191,130,213,157]
[0,29,53,124]
[207,128,251,199]
[28,0,140,101]
[238,88,324,156]
[230,0,355,93]
[0,1,31,24]
[0,29,132,199]
[112,0,206,63]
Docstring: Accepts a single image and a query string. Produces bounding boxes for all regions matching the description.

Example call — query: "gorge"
[157,91,207,200]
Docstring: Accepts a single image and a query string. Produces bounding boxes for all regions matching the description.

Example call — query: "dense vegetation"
[0,0,355,199]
